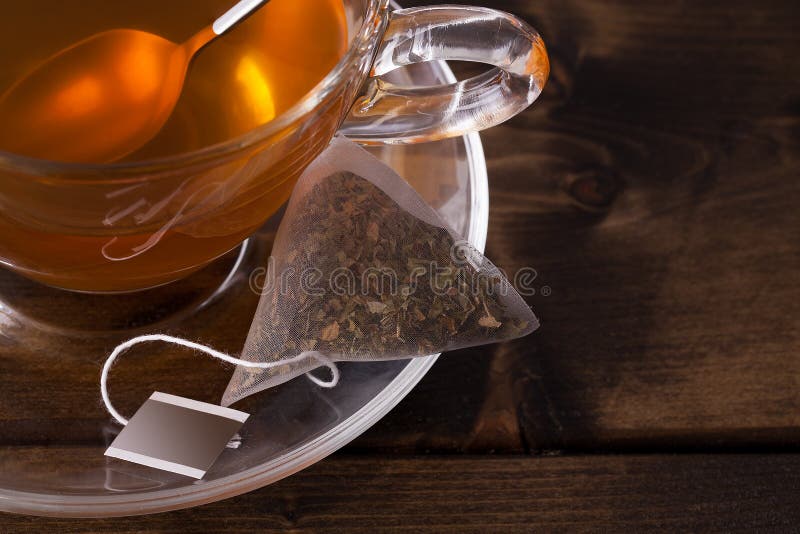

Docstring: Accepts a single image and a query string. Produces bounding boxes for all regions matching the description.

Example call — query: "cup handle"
[339,5,549,144]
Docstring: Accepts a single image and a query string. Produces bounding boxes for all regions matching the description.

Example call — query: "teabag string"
[100,334,339,426]
[100,136,538,422]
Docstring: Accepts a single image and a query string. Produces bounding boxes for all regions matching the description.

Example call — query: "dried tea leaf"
[478,315,502,328]
[367,301,387,314]
[320,321,340,341]
[366,221,380,242]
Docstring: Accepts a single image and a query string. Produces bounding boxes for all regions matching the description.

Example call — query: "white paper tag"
[105,392,249,479]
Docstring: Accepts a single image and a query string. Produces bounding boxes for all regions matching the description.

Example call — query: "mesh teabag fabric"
[221,137,538,406]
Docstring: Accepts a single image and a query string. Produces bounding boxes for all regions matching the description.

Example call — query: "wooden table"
[4,0,800,531]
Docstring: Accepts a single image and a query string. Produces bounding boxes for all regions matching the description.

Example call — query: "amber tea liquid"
[0,0,347,160]
[0,0,348,291]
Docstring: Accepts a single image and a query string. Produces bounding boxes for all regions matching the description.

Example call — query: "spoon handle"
[212,0,270,35]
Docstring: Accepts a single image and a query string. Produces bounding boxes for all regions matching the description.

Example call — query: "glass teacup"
[0,0,548,292]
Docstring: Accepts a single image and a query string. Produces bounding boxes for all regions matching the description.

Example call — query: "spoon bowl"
[0,30,190,163]
[0,0,264,164]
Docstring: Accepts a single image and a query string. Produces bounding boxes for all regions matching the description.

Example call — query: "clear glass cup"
[0,0,549,292]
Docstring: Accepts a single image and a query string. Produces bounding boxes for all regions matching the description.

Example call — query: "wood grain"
[4,455,799,531]
[353,0,800,453]
[0,0,797,454]
[1,0,799,528]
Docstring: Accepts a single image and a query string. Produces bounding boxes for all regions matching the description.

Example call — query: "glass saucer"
[0,59,488,517]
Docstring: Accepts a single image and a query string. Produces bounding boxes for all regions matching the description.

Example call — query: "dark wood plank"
[1,0,798,455]
[351,0,800,452]
[3,454,799,531]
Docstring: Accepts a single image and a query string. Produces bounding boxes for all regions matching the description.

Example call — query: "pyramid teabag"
[222,137,538,406]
